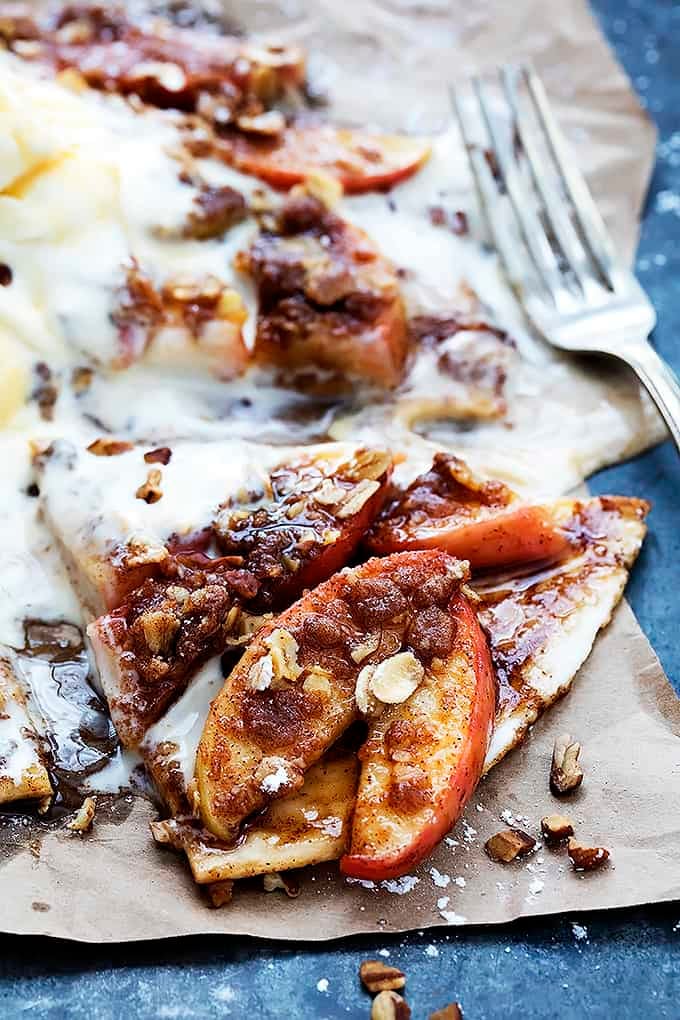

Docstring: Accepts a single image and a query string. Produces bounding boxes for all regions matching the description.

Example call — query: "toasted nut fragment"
[359,960,406,994]
[236,110,286,136]
[368,651,425,706]
[124,534,170,568]
[351,632,381,664]
[345,448,393,482]
[550,733,584,796]
[336,479,381,519]
[71,366,94,392]
[567,838,610,872]
[371,990,411,1020]
[540,814,574,844]
[263,871,300,897]
[429,1005,464,1020]
[136,468,163,504]
[206,880,234,908]
[141,610,180,655]
[66,796,96,832]
[87,438,134,457]
[303,170,343,209]
[355,665,382,717]
[263,628,303,682]
[302,666,333,696]
[144,446,172,465]
[484,828,536,863]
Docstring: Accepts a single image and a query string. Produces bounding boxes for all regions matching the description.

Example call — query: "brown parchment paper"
[3,0,678,942]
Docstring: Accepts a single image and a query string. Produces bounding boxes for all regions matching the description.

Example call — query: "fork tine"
[500,65,594,296]
[450,85,544,307]
[471,75,569,308]
[522,64,619,290]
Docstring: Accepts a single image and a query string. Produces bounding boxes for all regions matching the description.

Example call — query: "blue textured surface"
[1,2,679,1017]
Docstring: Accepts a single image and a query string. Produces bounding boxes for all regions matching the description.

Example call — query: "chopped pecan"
[136,468,163,504]
[550,734,584,796]
[205,880,234,908]
[429,1006,463,1020]
[371,991,411,1020]
[567,838,610,872]
[185,185,247,240]
[360,960,406,994]
[71,366,94,393]
[540,814,574,844]
[144,446,172,465]
[484,828,536,862]
[32,361,58,421]
[87,438,134,457]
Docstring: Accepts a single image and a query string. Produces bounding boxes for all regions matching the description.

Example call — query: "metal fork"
[451,64,680,453]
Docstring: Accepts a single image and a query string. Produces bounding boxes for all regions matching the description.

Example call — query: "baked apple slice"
[213,447,393,608]
[87,445,393,745]
[341,590,495,880]
[0,7,305,120]
[196,549,484,843]
[227,122,430,193]
[366,453,572,572]
[236,191,409,390]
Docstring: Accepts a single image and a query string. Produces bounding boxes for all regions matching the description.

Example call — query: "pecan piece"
[360,960,406,994]
[87,438,134,457]
[144,446,172,465]
[484,828,536,863]
[540,814,574,844]
[429,1005,463,1020]
[136,468,163,504]
[567,838,610,872]
[205,880,234,908]
[371,990,411,1020]
[550,733,584,795]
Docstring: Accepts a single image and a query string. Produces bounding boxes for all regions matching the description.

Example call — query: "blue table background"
[2,1,679,1016]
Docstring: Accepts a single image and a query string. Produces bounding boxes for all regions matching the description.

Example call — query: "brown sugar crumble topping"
[236,190,409,390]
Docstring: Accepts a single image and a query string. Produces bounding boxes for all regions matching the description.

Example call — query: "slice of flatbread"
[0,652,52,806]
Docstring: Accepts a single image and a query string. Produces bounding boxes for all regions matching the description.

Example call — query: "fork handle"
[623,340,680,453]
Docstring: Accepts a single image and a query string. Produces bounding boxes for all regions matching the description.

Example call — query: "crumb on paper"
[430,867,451,888]
[436,896,450,911]
[454,876,466,888]
[461,821,477,842]
[382,876,419,895]
[346,877,376,889]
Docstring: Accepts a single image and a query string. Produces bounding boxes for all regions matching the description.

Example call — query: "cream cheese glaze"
[0,47,661,803]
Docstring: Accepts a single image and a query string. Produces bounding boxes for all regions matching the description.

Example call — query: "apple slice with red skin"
[341,591,495,880]
[237,191,409,390]
[227,122,431,194]
[196,549,477,844]
[366,453,573,572]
